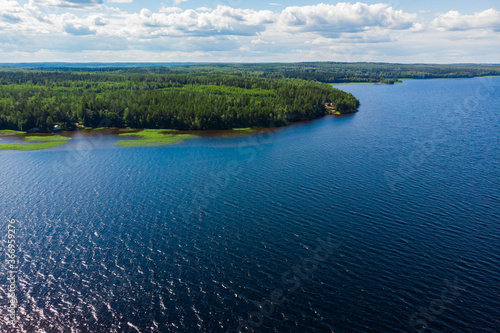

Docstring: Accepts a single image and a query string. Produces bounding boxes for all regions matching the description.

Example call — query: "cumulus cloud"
[124,6,275,38]
[32,0,103,9]
[90,15,107,26]
[158,7,183,13]
[0,2,498,63]
[0,0,23,24]
[0,3,422,41]
[64,22,96,35]
[0,12,22,24]
[433,9,500,31]
[277,3,419,35]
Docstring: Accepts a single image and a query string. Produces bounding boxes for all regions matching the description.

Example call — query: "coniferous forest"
[0,68,359,132]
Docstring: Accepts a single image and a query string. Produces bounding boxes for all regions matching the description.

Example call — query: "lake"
[1,77,499,332]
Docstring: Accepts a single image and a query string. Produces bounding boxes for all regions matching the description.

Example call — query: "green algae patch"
[116,130,197,148]
[24,135,71,142]
[0,130,25,135]
[0,134,71,151]
[0,141,68,151]
[232,127,254,131]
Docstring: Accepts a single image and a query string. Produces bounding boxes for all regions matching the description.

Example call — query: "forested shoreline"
[1,62,499,132]
[0,69,359,132]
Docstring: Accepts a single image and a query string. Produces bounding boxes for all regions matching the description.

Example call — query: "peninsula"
[1,62,499,134]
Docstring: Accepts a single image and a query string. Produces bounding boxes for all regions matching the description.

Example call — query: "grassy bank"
[117,129,197,147]
[24,135,71,142]
[0,130,25,135]
[0,134,71,151]
[0,141,68,151]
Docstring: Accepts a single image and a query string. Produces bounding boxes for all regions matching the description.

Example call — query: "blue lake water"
[1,77,499,332]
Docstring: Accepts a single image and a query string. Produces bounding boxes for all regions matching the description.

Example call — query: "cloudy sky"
[0,0,499,63]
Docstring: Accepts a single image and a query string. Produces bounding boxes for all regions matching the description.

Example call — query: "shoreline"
[330,82,389,85]
[330,74,500,86]
[0,113,358,151]
[0,110,358,138]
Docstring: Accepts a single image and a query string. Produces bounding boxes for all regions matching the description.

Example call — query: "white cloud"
[0,2,498,63]
[31,0,103,9]
[0,0,24,24]
[277,3,420,35]
[433,9,500,31]
[123,6,275,38]
[251,38,268,44]
[91,15,108,26]
[173,0,187,5]
[0,3,423,42]
[64,22,96,35]
[158,7,183,13]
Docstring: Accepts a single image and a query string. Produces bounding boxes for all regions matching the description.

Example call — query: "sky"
[0,0,499,63]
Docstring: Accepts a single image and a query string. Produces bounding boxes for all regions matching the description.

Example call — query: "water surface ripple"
[0,77,499,332]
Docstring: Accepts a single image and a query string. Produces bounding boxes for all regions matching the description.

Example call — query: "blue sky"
[1,1,499,63]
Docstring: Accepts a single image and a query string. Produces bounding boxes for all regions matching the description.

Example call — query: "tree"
[46,116,54,131]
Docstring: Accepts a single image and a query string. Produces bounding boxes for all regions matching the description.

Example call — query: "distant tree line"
[201,62,500,83]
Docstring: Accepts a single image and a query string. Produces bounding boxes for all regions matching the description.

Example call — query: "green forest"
[1,62,498,132]
[0,69,359,132]
[5,62,499,83]
[206,62,500,84]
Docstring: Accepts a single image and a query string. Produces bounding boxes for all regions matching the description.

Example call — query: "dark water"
[1,77,499,332]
